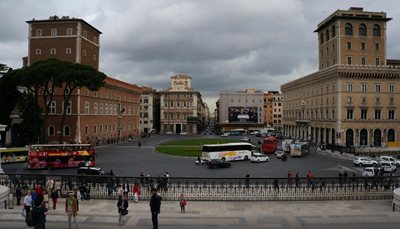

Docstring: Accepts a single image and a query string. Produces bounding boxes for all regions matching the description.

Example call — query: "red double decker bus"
[28,144,95,169]
[261,136,278,154]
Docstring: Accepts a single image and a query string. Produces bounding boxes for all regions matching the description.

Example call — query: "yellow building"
[282,7,400,147]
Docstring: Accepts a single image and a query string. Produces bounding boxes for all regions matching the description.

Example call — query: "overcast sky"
[1,0,400,111]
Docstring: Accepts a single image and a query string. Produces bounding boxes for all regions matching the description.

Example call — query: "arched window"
[345,23,353,36]
[331,25,336,37]
[63,126,70,136]
[48,125,55,136]
[320,33,324,44]
[100,125,103,133]
[373,24,381,37]
[105,104,108,115]
[93,103,98,114]
[94,125,97,134]
[99,103,103,114]
[388,129,395,142]
[85,125,89,135]
[359,24,367,36]
[325,29,329,41]
[84,101,90,114]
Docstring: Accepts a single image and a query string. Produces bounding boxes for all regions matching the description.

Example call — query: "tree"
[57,63,106,143]
[17,93,43,145]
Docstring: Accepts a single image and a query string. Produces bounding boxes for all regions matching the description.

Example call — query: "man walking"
[23,190,33,226]
[65,191,78,229]
[149,188,162,229]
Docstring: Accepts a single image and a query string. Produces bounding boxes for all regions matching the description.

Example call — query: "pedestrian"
[179,192,187,213]
[138,141,142,148]
[45,178,54,194]
[122,181,130,197]
[164,172,170,191]
[117,195,129,226]
[16,184,22,206]
[139,171,145,186]
[295,172,299,188]
[287,171,292,185]
[31,195,47,229]
[116,184,123,201]
[273,178,279,191]
[245,174,250,188]
[50,189,59,210]
[65,191,78,229]
[54,179,61,196]
[197,156,201,165]
[132,182,141,203]
[149,188,162,229]
[338,171,343,185]
[306,171,313,187]
[42,190,49,209]
[23,190,33,226]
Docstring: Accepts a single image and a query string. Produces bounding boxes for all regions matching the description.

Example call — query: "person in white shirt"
[23,190,32,225]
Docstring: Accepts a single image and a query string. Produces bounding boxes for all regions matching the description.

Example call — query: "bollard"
[8,193,14,209]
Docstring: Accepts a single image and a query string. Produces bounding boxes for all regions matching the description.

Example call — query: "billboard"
[228,107,258,123]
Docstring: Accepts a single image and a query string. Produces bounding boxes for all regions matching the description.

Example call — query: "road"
[1,134,390,178]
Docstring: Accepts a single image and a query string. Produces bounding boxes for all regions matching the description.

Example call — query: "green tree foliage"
[16,93,43,145]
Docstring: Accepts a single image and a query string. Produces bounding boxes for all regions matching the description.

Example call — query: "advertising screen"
[228,107,258,123]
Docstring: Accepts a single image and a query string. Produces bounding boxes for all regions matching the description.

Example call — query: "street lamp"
[0,124,6,173]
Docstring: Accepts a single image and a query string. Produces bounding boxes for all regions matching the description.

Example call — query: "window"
[347,109,353,119]
[347,42,352,49]
[48,125,55,136]
[35,49,41,55]
[93,54,96,61]
[66,28,73,36]
[332,25,335,37]
[376,97,380,105]
[361,42,365,50]
[361,57,366,65]
[347,56,352,65]
[375,109,381,120]
[375,84,381,92]
[85,125,89,135]
[66,48,72,54]
[94,125,97,134]
[361,84,367,92]
[84,101,90,114]
[49,101,56,114]
[325,29,329,41]
[389,110,395,120]
[63,101,72,114]
[83,50,86,56]
[359,24,367,36]
[389,84,395,93]
[347,83,353,92]
[105,104,108,114]
[361,97,366,104]
[63,126,70,136]
[375,43,380,51]
[93,103,98,114]
[36,29,42,37]
[347,97,353,105]
[93,36,97,43]
[83,31,87,38]
[320,33,324,44]
[50,48,56,55]
[345,23,353,36]
[361,109,367,120]
[373,24,381,37]
[375,58,380,66]
[389,97,395,105]
[99,103,103,114]
[51,28,57,36]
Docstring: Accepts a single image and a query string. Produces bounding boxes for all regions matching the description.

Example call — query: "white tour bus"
[201,142,254,162]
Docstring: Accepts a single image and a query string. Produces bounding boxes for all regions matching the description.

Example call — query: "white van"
[380,156,400,167]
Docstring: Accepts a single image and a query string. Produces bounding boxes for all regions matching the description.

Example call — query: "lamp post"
[0,124,6,173]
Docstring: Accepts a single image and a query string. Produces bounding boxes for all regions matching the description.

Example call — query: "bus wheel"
[244,156,249,160]
[78,163,85,167]
[46,164,53,170]
[221,157,226,162]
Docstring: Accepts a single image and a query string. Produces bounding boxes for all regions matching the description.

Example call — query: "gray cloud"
[1,0,400,112]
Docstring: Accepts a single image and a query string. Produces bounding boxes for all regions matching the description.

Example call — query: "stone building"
[8,16,142,144]
[140,87,160,134]
[159,74,207,134]
[281,7,400,147]
[264,91,283,129]
[218,89,264,132]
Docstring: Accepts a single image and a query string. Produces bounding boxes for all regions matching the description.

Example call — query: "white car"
[362,167,376,177]
[251,153,269,163]
[379,156,400,167]
[180,132,188,135]
[380,161,396,173]
[275,151,284,159]
[353,157,378,167]
[220,133,230,137]
[240,137,250,142]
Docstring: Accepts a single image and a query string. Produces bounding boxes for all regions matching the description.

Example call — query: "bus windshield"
[202,143,254,162]
[28,144,95,169]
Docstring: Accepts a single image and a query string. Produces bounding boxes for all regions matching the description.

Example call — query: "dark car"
[207,159,232,169]
[77,167,105,175]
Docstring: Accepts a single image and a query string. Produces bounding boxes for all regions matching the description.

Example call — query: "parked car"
[207,159,232,169]
[362,167,376,177]
[353,157,378,167]
[240,137,250,142]
[180,132,188,135]
[275,150,284,159]
[250,153,269,163]
[379,156,400,167]
[380,161,397,173]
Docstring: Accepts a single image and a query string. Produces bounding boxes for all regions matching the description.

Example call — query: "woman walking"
[117,195,129,226]
[179,192,187,213]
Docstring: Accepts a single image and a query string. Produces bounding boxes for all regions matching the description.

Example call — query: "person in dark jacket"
[149,189,162,229]
[32,196,47,229]
[16,184,22,205]
[117,195,129,226]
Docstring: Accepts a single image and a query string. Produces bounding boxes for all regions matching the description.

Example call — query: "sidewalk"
[1,198,399,229]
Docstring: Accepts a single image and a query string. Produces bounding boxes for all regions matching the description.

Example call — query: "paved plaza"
[0,198,399,229]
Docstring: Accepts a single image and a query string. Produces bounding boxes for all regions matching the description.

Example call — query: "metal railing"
[1,173,398,201]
